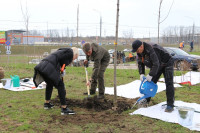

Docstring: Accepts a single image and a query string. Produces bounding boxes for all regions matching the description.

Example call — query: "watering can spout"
[137,95,150,102]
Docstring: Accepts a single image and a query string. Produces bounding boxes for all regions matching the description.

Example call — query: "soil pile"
[52,95,135,114]
[48,95,136,129]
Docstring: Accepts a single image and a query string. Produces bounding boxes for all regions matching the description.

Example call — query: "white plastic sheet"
[160,71,200,85]
[104,80,182,99]
[2,78,45,91]
[130,101,200,131]
[0,83,3,88]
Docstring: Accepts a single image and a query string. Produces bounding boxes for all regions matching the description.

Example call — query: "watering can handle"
[139,77,146,90]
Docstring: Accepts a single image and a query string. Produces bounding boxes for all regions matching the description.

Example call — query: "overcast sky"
[1,0,200,38]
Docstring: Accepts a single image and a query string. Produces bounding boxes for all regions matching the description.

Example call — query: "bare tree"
[157,0,174,44]
[29,30,42,36]
[77,4,79,45]
[113,0,120,109]
[162,25,200,45]
[70,29,75,44]
[123,29,133,44]
[65,27,70,42]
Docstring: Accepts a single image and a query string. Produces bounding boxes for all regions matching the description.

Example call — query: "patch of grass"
[189,51,200,55]
[0,63,200,132]
[15,123,33,131]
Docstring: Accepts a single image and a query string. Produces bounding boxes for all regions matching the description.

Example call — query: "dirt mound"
[48,95,136,129]
[45,95,136,130]
[51,95,135,114]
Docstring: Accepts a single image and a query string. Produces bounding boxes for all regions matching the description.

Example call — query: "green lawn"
[0,63,199,132]
[189,51,200,56]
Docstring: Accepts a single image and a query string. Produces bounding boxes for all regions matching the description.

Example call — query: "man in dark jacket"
[190,40,194,52]
[132,40,175,112]
[33,47,79,115]
[83,43,110,99]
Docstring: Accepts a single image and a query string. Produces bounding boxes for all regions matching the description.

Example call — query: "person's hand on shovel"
[86,79,92,86]
[86,81,90,86]
[84,60,88,67]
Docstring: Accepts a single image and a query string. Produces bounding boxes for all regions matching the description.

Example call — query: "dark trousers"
[147,59,175,106]
[190,47,193,52]
[44,78,67,105]
[90,60,109,95]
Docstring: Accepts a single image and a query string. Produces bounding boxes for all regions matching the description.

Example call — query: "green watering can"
[10,75,20,87]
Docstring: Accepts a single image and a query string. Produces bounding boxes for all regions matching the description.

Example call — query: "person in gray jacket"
[83,43,110,99]
[132,40,175,112]
[33,47,78,115]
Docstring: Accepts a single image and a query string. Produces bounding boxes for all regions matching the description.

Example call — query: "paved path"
[89,63,138,69]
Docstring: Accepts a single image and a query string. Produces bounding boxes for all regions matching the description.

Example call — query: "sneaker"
[61,108,75,115]
[44,102,54,109]
[165,105,174,113]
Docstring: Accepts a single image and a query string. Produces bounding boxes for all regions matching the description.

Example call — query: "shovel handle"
[85,67,90,96]
[61,64,65,72]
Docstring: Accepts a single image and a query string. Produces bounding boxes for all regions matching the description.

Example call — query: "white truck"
[73,48,87,67]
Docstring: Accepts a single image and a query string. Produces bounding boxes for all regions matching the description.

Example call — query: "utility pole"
[149,29,151,40]
[93,9,102,45]
[113,0,120,109]
[47,22,49,42]
[157,0,163,44]
[77,4,79,46]
[192,22,195,41]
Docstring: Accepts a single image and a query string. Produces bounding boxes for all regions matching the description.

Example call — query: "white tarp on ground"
[104,80,182,99]
[130,101,200,131]
[159,71,200,85]
[0,83,3,88]
[1,78,46,91]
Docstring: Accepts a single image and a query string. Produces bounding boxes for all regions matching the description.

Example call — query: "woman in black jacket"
[33,47,78,115]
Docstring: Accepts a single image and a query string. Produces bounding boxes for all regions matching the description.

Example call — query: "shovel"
[60,64,65,81]
[84,66,90,97]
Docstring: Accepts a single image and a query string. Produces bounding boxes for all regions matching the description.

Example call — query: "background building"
[0,31,6,44]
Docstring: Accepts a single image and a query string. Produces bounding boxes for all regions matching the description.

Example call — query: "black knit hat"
[132,40,142,52]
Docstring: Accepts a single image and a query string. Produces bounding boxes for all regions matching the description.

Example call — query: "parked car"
[123,49,131,52]
[29,59,41,64]
[164,47,200,71]
[73,48,87,67]
[108,49,115,57]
